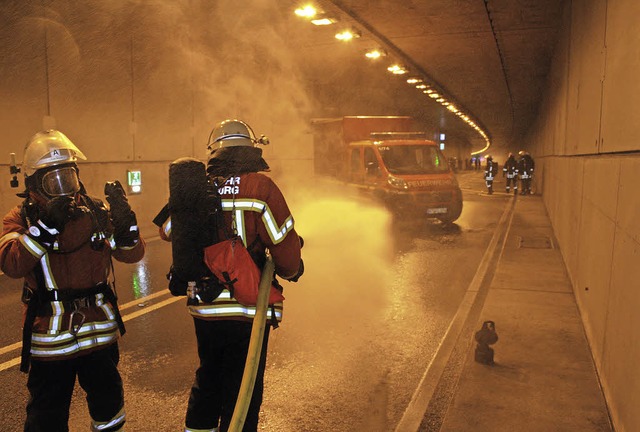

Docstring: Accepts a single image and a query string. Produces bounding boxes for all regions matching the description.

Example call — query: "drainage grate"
[517,236,554,249]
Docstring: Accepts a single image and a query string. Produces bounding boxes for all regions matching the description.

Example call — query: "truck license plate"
[427,207,448,214]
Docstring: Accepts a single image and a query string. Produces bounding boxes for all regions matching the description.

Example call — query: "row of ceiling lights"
[294,4,491,152]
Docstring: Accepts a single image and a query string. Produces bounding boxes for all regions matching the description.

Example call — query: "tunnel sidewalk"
[438,194,613,431]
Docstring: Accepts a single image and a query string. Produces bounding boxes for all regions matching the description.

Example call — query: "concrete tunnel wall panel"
[526,1,640,429]
[602,227,640,432]
[601,0,640,153]
[565,0,606,156]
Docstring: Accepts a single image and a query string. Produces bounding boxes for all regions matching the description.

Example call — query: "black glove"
[105,180,139,247]
[287,259,304,283]
[40,196,76,233]
[167,266,187,296]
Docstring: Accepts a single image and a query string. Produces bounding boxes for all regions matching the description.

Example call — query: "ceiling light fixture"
[294,5,317,18]
[365,49,387,59]
[311,14,337,25]
[387,64,408,75]
[335,28,361,41]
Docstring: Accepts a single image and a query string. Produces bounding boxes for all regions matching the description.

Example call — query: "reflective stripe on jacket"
[187,289,283,323]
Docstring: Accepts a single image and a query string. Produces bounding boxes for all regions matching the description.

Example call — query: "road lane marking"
[394,195,517,432]
[121,295,182,322]
[0,357,20,370]
[119,289,171,311]
[0,290,181,372]
[0,342,21,356]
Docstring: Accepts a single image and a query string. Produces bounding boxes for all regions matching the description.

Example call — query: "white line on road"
[121,295,183,322]
[119,289,172,311]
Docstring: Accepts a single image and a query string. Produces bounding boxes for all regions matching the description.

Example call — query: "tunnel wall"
[0,0,315,240]
[524,0,640,430]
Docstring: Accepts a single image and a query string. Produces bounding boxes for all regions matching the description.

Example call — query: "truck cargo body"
[312,116,463,223]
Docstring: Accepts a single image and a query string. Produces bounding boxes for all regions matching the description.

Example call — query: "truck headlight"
[387,175,408,190]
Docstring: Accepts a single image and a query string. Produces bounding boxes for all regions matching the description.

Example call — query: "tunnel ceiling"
[282,0,566,154]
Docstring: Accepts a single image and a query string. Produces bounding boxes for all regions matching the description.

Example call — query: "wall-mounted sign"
[127,170,142,194]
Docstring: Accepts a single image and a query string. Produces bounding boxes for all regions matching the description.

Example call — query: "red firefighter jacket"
[160,172,302,323]
[0,193,145,361]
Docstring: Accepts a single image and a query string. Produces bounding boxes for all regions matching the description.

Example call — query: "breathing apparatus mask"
[39,165,81,197]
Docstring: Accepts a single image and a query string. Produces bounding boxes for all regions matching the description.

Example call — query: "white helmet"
[23,129,86,196]
[23,129,86,176]
[206,119,269,154]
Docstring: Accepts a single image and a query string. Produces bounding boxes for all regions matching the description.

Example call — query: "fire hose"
[228,254,275,432]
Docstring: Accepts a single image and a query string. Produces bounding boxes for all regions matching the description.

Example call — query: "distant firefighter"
[484,155,498,194]
[518,151,535,195]
[503,153,519,194]
[474,320,498,365]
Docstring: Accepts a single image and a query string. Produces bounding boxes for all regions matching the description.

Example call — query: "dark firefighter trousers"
[185,318,271,432]
[24,343,124,432]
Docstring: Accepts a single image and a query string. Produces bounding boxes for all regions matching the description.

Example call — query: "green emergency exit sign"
[127,170,142,194]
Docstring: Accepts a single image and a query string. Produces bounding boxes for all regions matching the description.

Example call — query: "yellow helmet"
[23,129,86,177]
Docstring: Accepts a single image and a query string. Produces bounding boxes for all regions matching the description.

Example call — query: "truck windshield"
[378,145,449,175]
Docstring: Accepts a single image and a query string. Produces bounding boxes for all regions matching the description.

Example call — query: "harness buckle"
[69,309,86,336]
[68,298,89,336]
[73,297,90,309]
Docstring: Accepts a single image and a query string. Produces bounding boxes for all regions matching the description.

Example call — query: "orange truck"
[311,116,463,223]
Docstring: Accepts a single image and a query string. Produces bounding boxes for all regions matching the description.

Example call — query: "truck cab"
[312,116,464,224]
[347,133,463,223]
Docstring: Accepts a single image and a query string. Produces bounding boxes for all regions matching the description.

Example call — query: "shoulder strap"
[20,263,45,373]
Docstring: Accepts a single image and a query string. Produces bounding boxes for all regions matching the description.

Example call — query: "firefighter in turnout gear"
[157,119,303,432]
[518,150,535,195]
[0,130,145,432]
[484,155,498,194]
[503,152,519,194]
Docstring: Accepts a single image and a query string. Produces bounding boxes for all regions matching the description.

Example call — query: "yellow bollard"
[228,254,275,432]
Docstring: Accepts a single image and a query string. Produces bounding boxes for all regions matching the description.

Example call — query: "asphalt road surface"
[0,170,510,431]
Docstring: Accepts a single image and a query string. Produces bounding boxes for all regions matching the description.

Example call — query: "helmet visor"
[41,167,80,196]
